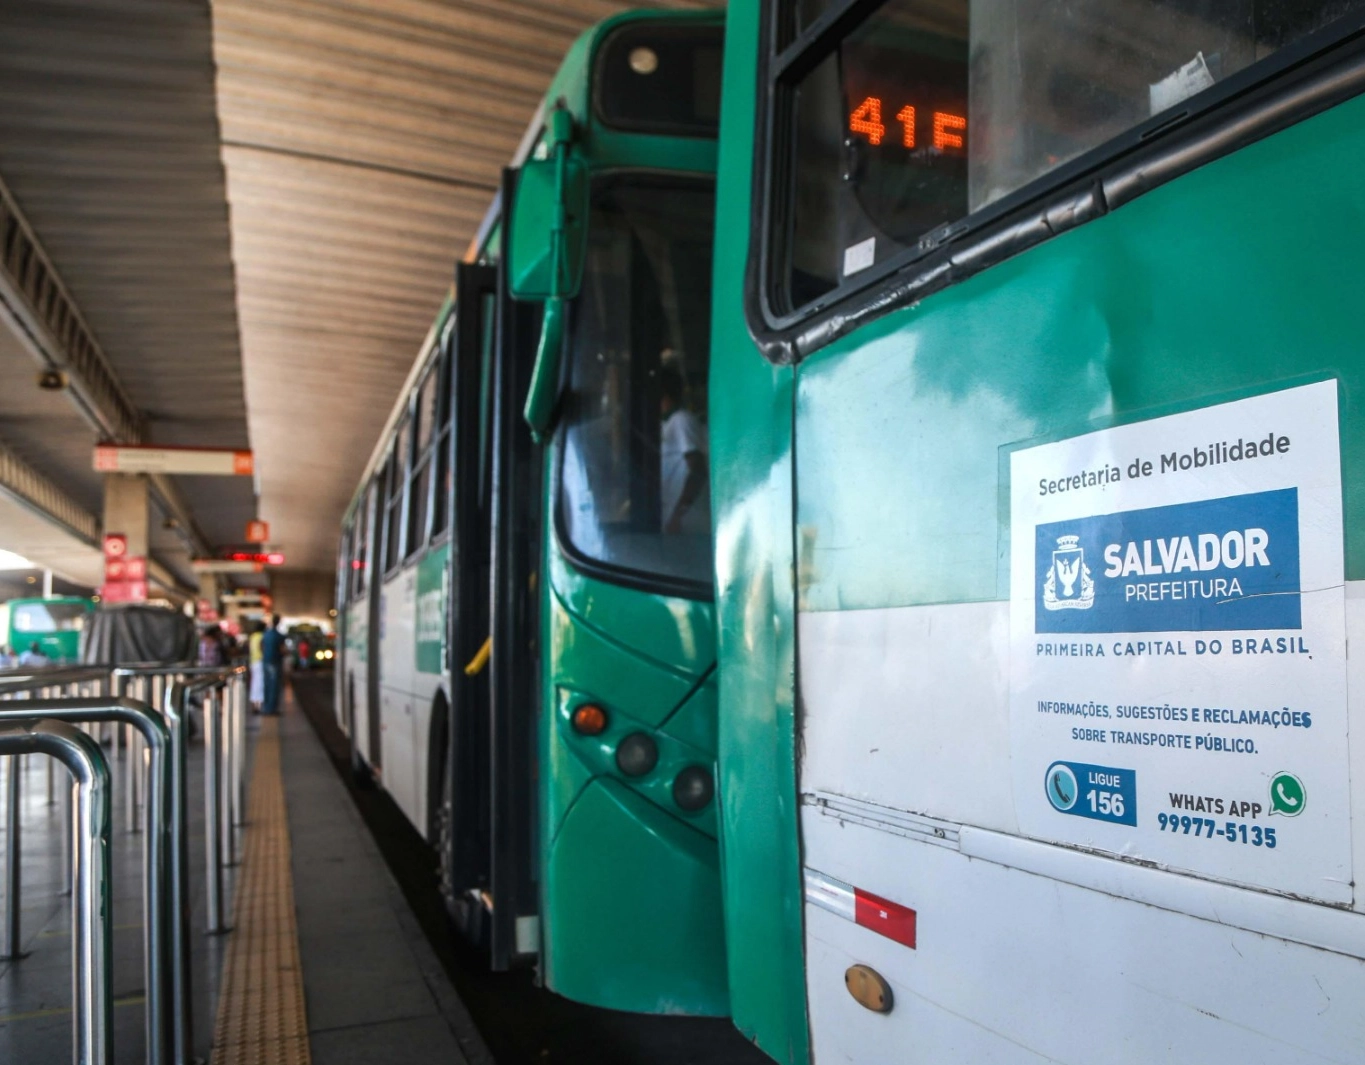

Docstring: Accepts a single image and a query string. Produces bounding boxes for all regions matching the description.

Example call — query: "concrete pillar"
[198,572,220,621]
[102,473,149,557]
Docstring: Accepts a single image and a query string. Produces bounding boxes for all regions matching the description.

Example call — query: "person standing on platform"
[248,621,265,713]
[198,625,224,667]
[17,642,48,667]
[261,614,284,716]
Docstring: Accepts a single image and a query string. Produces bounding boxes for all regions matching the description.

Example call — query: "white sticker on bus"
[842,236,876,277]
[1008,380,1350,904]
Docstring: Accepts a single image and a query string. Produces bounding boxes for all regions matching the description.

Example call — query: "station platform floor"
[0,684,489,1065]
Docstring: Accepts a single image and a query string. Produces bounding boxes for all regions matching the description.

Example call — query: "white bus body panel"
[376,556,448,835]
[796,587,1365,1064]
[342,595,369,746]
[380,566,417,823]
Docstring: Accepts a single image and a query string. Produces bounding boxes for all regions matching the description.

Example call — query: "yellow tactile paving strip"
[210,716,311,1065]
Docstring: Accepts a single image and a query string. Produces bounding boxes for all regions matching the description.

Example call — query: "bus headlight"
[672,766,714,811]
[615,732,657,777]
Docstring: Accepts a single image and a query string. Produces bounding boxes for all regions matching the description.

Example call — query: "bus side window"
[410,364,440,555]
[384,441,407,574]
[339,530,352,606]
[353,484,370,597]
[431,333,453,538]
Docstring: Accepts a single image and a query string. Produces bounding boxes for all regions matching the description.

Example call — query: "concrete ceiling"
[212,0,718,573]
[0,0,256,578]
[0,0,719,608]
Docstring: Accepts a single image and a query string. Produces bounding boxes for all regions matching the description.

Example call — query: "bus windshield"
[12,601,87,633]
[558,176,715,595]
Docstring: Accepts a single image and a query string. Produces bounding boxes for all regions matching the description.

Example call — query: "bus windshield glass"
[13,601,87,633]
[559,177,715,595]
[783,0,1365,309]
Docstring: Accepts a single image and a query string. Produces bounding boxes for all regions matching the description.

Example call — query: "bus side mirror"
[510,106,587,443]
[508,154,587,301]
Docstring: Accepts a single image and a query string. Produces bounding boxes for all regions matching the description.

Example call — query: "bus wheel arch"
[425,688,450,844]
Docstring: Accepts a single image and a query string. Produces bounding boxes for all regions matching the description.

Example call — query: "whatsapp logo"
[1269,772,1306,817]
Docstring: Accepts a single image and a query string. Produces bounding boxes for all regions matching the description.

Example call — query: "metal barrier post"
[1,750,21,959]
[160,670,229,1065]
[204,685,228,934]
[227,677,238,827]
[219,684,232,869]
[165,678,195,1065]
[223,675,242,865]
[0,697,172,1065]
[236,672,247,827]
[133,678,146,830]
[0,719,113,1065]
[62,729,73,897]
[124,676,143,835]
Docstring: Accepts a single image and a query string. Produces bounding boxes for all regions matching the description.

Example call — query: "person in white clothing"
[659,364,710,536]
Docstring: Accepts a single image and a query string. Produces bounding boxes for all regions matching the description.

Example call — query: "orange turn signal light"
[571,704,608,736]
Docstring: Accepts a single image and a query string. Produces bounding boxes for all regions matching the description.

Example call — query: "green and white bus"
[0,596,92,663]
[711,2,1365,1063]
[336,9,728,1015]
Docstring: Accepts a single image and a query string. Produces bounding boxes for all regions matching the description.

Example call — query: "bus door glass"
[558,176,716,595]
[442,261,499,946]
[487,193,546,968]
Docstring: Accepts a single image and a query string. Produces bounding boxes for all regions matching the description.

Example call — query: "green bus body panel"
[547,645,721,844]
[708,3,810,1062]
[548,548,717,680]
[543,777,728,1015]
[415,543,449,675]
[797,91,1365,616]
[548,590,698,729]
[541,526,727,1013]
[529,9,728,1019]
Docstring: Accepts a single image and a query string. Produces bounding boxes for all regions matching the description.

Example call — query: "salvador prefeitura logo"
[1042,534,1095,612]
[1034,489,1301,634]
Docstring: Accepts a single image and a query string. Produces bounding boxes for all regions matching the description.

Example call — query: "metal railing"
[0,719,112,1065]
[127,664,248,1065]
[0,698,169,1065]
[0,662,250,1065]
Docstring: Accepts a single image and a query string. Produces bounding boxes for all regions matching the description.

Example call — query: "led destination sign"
[849,96,966,150]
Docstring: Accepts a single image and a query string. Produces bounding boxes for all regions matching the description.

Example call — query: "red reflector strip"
[804,868,917,950]
[854,888,917,949]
